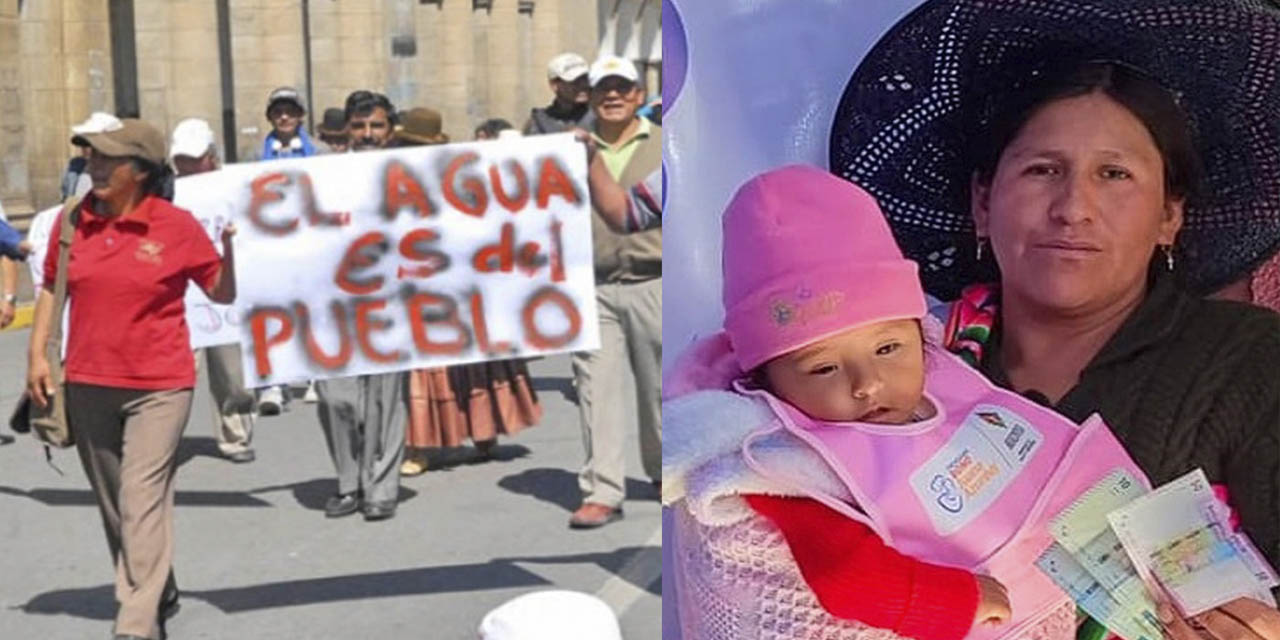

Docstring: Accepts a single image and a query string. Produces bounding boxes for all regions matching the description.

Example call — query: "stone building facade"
[0,0,661,225]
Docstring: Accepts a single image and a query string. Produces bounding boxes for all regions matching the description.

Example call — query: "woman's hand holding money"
[1159,597,1280,640]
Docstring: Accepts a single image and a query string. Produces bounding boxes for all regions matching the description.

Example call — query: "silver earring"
[976,237,987,261]
[1163,245,1175,271]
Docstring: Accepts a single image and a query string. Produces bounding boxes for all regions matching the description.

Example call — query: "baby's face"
[764,319,926,424]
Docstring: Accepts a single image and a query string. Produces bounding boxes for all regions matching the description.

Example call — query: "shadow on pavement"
[18,584,116,620]
[530,375,577,403]
[497,546,662,596]
[0,485,274,507]
[496,467,659,513]
[175,436,226,469]
[19,546,660,617]
[414,444,532,473]
[246,477,419,512]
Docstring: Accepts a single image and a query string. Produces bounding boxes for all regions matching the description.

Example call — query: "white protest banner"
[177,185,240,349]
[175,132,599,386]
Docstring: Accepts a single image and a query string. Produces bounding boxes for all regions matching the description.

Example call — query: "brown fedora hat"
[393,107,450,145]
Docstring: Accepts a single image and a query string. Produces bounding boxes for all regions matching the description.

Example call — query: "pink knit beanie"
[721,165,927,371]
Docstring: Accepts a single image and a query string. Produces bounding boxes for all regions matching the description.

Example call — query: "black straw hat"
[829,0,1280,299]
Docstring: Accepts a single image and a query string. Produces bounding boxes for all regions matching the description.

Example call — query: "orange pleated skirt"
[405,359,542,448]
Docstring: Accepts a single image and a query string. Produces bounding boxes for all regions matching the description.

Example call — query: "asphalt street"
[0,325,661,639]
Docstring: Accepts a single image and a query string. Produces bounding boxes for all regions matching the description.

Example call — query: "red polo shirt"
[43,195,221,390]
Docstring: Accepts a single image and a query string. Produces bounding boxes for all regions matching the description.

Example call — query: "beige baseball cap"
[69,111,123,145]
[588,55,640,87]
[547,52,590,82]
[75,119,168,166]
[170,118,217,160]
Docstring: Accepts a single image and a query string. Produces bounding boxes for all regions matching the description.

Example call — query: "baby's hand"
[973,575,1012,627]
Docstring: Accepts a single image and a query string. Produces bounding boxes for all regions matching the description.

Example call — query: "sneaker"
[258,386,285,416]
[303,381,319,404]
[224,449,256,464]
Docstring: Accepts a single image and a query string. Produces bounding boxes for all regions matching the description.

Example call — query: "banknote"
[1045,469,1160,639]
[1050,468,1147,553]
[1036,543,1163,640]
[1107,469,1279,616]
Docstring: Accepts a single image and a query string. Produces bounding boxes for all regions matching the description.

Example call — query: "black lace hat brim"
[829,0,1280,300]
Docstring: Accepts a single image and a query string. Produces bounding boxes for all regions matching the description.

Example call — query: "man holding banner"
[311,90,407,521]
[217,87,598,524]
[569,56,664,529]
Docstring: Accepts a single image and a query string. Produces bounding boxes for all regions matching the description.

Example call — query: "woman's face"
[87,149,145,202]
[973,93,1184,315]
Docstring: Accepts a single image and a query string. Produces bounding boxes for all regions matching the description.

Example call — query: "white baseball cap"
[170,118,216,160]
[70,112,123,145]
[588,55,640,87]
[478,591,622,640]
[547,52,590,82]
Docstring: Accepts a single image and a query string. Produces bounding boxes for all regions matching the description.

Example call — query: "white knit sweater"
[663,389,1079,640]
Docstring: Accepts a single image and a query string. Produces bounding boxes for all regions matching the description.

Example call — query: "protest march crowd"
[0,49,659,640]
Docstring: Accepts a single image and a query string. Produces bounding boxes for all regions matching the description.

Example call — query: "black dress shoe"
[160,586,180,620]
[0,433,14,445]
[361,500,396,521]
[324,492,361,518]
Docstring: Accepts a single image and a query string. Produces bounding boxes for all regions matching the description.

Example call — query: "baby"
[664,165,1147,640]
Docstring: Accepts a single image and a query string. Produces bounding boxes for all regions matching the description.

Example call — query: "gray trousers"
[572,278,663,508]
[196,343,255,455]
[314,372,407,505]
[69,385,191,640]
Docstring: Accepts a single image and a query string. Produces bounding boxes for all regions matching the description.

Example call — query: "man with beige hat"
[523,52,595,135]
[569,55,663,529]
[170,118,258,465]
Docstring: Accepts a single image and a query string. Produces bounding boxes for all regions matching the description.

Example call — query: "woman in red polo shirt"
[25,119,235,640]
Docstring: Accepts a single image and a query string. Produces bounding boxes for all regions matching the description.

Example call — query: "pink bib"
[741,346,1151,640]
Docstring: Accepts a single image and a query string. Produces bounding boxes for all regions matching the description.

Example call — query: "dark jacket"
[61,156,88,200]
[524,103,594,135]
[977,274,1280,568]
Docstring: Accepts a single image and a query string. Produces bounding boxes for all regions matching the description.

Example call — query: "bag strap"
[46,196,82,371]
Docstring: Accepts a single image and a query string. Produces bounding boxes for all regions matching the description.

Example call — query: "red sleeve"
[745,494,979,640]
[184,216,222,292]
[41,212,63,291]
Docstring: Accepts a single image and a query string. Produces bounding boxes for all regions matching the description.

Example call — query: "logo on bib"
[976,411,1007,428]
[947,450,1001,497]
[910,405,1043,535]
[929,474,965,513]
